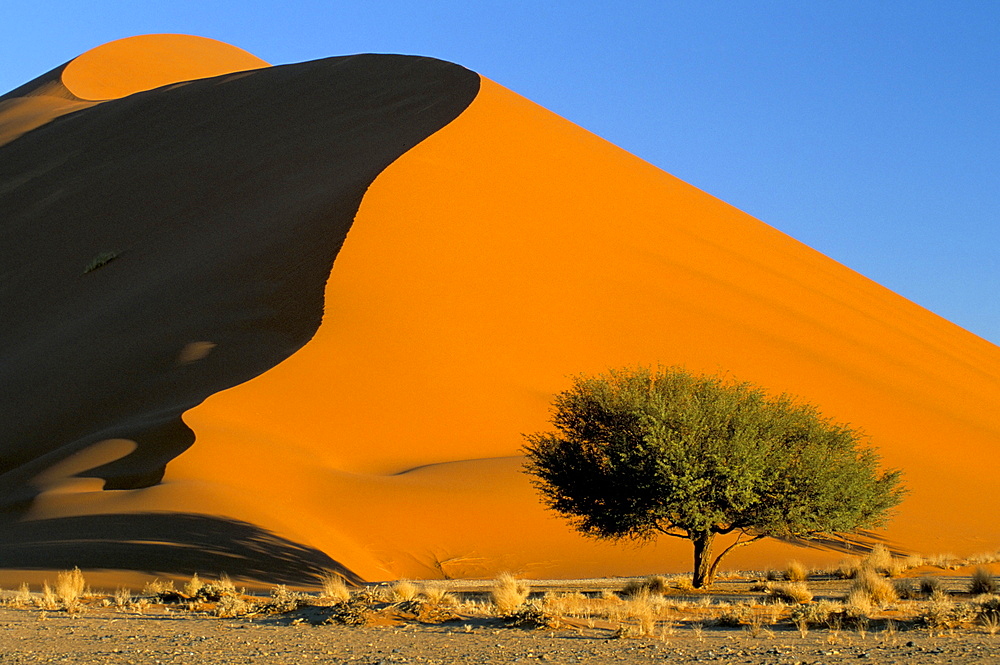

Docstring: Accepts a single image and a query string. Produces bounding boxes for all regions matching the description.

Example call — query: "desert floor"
[2,573,1000,665]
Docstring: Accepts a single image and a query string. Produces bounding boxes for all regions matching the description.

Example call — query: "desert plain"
[1,32,999,664]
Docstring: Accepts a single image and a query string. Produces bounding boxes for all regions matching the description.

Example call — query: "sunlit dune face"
[179,77,1000,576]
[61,34,269,101]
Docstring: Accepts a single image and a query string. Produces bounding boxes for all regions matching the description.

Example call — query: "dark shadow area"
[0,54,480,492]
[0,512,361,585]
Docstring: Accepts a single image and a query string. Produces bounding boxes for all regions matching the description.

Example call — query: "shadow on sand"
[0,512,360,585]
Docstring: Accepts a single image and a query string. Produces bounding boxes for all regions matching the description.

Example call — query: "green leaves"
[522,366,907,584]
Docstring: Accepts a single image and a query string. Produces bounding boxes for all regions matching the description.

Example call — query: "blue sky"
[4,2,998,344]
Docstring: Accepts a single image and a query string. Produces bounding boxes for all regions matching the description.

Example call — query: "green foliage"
[522,367,905,587]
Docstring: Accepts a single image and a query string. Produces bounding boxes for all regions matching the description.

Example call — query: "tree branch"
[654,524,689,540]
[712,529,767,569]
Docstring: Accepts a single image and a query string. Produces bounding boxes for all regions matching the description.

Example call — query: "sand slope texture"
[1,34,997,585]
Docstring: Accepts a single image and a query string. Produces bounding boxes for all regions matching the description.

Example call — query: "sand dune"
[1,35,997,585]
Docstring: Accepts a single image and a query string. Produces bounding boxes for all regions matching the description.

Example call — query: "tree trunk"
[691,531,715,588]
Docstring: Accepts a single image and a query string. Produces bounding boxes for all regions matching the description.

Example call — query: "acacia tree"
[522,367,905,588]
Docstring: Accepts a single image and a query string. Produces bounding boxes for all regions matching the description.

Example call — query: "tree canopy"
[522,367,906,587]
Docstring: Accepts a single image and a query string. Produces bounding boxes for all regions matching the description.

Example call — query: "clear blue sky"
[4,2,998,345]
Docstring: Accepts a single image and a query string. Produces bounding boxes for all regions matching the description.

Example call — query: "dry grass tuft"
[863,544,896,575]
[926,552,961,570]
[39,582,58,611]
[621,575,671,597]
[767,581,812,604]
[55,568,86,610]
[919,576,945,597]
[215,594,255,618]
[319,573,351,602]
[420,584,455,607]
[11,583,32,608]
[713,601,753,627]
[142,579,175,596]
[114,587,132,611]
[969,551,1000,566]
[970,567,999,595]
[844,589,874,618]
[491,573,530,615]
[849,567,898,608]
[389,580,419,602]
[834,557,862,579]
[892,578,918,600]
[183,573,203,598]
[672,576,695,592]
[979,597,1000,635]
[785,560,809,582]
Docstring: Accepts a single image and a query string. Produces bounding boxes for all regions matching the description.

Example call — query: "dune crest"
[0,34,269,148]
[61,34,270,101]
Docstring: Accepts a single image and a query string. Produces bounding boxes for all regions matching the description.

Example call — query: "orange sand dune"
[61,34,268,101]
[0,34,267,148]
[2,35,998,585]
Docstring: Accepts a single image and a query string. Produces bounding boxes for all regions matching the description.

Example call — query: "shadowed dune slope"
[0,34,268,148]
[0,37,480,581]
[2,36,998,584]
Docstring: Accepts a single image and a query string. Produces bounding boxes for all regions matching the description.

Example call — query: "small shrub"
[892,578,918,600]
[785,560,809,582]
[923,593,978,631]
[491,573,530,615]
[919,576,945,597]
[420,584,455,607]
[671,576,695,592]
[970,567,999,595]
[504,600,562,629]
[850,567,898,607]
[183,573,203,598]
[39,583,58,611]
[834,558,862,579]
[142,579,175,596]
[714,601,753,627]
[844,589,873,619]
[621,575,670,597]
[979,597,1000,635]
[926,553,959,570]
[12,583,32,608]
[214,594,255,618]
[268,584,305,613]
[325,594,375,626]
[55,568,86,607]
[114,587,132,610]
[767,581,812,604]
[969,551,1000,565]
[864,544,894,575]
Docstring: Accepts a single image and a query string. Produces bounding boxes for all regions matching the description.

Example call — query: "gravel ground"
[1,606,999,665]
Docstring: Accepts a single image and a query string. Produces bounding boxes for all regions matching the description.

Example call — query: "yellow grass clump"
[970,567,999,595]
[849,567,898,608]
[491,573,530,615]
[785,560,809,582]
[183,573,203,598]
[767,581,813,604]
[389,580,419,602]
[55,567,86,610]
[319,573,352,602]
